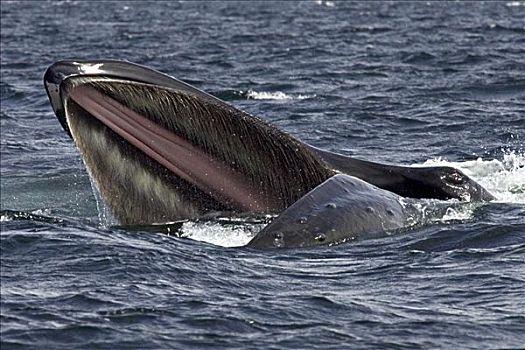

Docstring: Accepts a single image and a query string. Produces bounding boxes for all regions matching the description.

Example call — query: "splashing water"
[419,150,525,204]
[83,160,118,228]
[180,221,264,247]
[403,149,525,227]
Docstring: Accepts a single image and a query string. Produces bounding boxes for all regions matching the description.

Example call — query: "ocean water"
[1,1,525,349]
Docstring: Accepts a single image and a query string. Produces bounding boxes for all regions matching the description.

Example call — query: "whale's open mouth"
[65,79,280,213]
[44,60,333,225]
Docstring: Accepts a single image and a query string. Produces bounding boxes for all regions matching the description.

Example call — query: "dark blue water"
[1,1,525,349]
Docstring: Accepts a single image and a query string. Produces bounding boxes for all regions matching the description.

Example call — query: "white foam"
[0,209,52,223]
[416,150,525,204]
[438,204,477,223]
[245,90,314,101]
[180,221,259,247]
[506,1,524,6]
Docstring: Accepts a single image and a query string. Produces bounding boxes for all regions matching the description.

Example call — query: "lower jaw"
[65,99,230,225]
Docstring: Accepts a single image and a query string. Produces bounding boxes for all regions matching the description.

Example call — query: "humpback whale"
[44,60,494,248]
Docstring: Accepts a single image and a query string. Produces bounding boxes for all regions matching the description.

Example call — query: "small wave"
[486,23,525,34]
[417,150,525,204]
[246,90,316,100]
[212,90,315,101]
[506,1,524,6]
[439,206,476,222]
[401,51,436,65]
[0,81,25,102]
[246,90,315,101]
[0,209,61,224]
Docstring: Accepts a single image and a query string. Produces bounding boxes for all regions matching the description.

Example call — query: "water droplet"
[273,232,284,248]
[325,202,337,209]
[366,207,375,213]
[386,209,395,216]
[273,239,284,248]
[445,171,464,185]
[297,216,308,224]
[314,233,326,242]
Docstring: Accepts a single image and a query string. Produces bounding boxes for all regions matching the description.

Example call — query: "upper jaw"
[43,60,220,136]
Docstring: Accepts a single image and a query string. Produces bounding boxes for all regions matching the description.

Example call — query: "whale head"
[44,60,333,225]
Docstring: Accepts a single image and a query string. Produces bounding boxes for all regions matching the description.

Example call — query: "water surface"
[1,1,524,349]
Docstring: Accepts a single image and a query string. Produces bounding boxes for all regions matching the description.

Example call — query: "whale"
[44,60,494,248]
